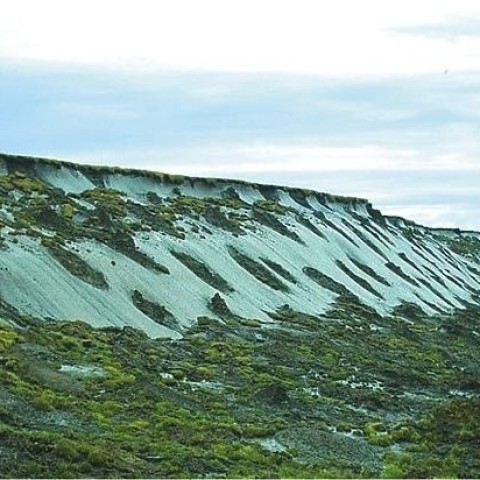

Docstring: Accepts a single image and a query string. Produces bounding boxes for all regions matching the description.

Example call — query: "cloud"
[1,1,479,76]
[0,54,479,230]
[3,63,479,150]
[121,144,477,176]
[381,204,479,230]
[394,17,480,41]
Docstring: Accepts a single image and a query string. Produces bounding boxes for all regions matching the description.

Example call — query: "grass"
[0,297,479,478]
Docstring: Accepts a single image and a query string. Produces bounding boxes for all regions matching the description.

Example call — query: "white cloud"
[394,16,480,41]
[52,101,137,120]
[0,2,478,230]
[79,143,478,176]
[0,1,479,76]
[380,204,478,229]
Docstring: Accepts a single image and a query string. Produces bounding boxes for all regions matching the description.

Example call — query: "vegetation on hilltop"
[0,152,369,207]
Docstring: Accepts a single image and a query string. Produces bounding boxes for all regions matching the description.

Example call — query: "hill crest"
[1,152,479,337]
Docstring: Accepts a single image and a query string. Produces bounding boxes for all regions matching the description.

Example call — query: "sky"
[0,0,479,230]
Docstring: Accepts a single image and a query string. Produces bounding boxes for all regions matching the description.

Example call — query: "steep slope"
[1,153,480,479]
[1,153,479,337]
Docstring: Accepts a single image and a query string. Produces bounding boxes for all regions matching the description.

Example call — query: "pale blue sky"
[0,1,479,229]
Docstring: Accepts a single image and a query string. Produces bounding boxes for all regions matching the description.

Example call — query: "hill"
[0,153,479,478]
[1,153,479,335]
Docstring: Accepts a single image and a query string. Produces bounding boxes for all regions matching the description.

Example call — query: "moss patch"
[0,298,479,478]
[131,290,180,332]
[170,251,233,293]
[303,266,349,296]
[43,240,109,290]
[260,257,297,284]
[229,248,289,292]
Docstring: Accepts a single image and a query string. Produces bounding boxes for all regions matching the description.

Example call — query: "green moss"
[229,247,289,292]
[348,256,391,286]
[81,188,126,217]
[335,260,383,298]
[303,266,350,296]
[385,262,420,287]
[0,151,479,478]
[0,322,20,353]
[0,300,478,478]
[108,234,170,274]
[253,208,303,243]
[60,203,75,220]
[43,240,109,290]
[253,199,289,215]
[171,195,206,215]
[296,214,327,238]
[238,318,262,328]
[439,234,480,261]
[145,190,163,204]
[348,226,390,260]
[260,257,297,284]
[208,293,232,317]
[132,289,180,332]
[288,189,313,209]
[170,250,233,293]
[391,302,425,320]
[204,205,244,234]
[0,171,49,194]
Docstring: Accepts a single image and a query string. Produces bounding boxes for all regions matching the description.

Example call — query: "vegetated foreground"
[0,296,479,478]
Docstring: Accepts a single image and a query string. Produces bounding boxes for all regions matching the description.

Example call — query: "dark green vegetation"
[42,240,109,290]
[260,257,297,284]
[0,171,170,275]
[170,250,233,293]
[303,266,349,296]
[0,164,308,264]
[229,247,290,292]
[131,290,180,333]
[442,234,480,262]
[385,262,420,287]
[0,295,479,478]
[0,153,369,209]
[335,260,384,299]
[348,256,391,287]
[252,208,304,244]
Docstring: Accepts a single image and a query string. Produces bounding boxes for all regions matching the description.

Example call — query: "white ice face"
[1,160,479,337]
